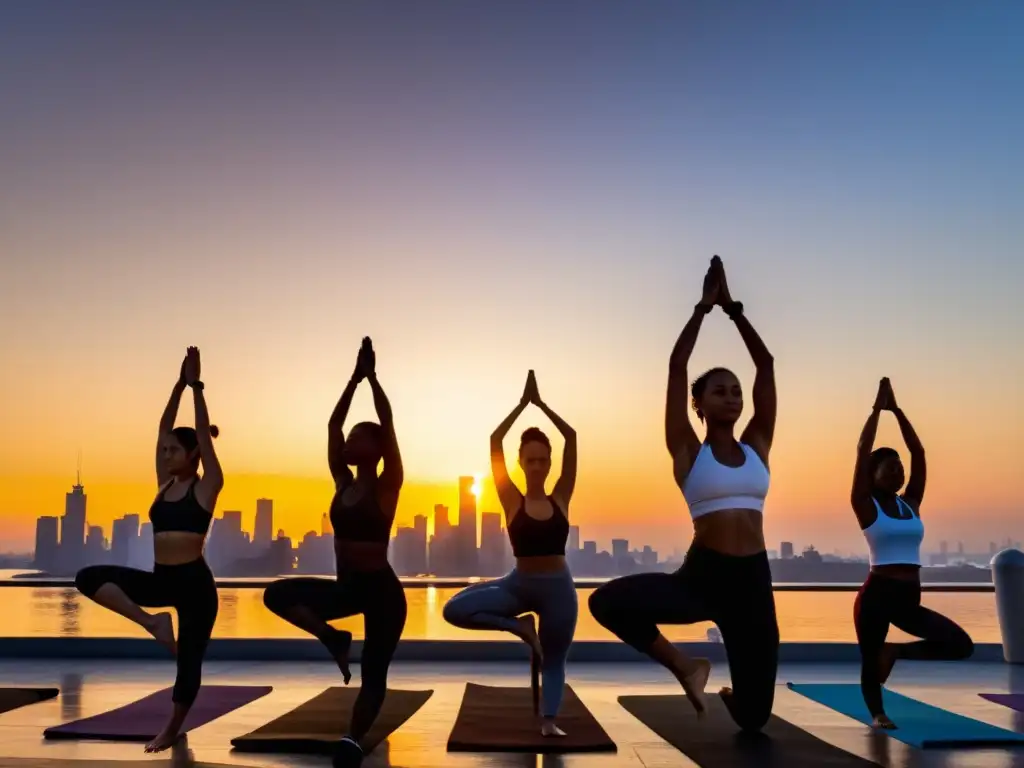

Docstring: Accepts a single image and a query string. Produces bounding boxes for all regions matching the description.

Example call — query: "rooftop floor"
[2,659,1024,767]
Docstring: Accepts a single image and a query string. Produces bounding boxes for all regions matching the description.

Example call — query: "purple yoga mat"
[980,693,1024,712]
[43,685,273,741]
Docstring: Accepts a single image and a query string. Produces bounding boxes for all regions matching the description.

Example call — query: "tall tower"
[255,498,274,550]
[457,476,478,575]
[60,454,87,573]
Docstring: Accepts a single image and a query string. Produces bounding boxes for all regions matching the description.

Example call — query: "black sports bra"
[330,482,392,543]
[507,496,569,557]
[149,478,212,535]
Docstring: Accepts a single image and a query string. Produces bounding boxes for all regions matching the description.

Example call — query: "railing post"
[992,549,1024,663]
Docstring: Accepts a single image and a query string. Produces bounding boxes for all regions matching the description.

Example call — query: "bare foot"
[677,658,711,716]
[145,613,177,656]
[541,721,567,737]
[324,627,353,685]
[515,615,543,661]
[144,723,182,752]
[872,713,897,730]
[878,643,898,685]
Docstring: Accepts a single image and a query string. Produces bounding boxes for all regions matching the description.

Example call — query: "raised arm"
[536,396,577,509]
[491,375,532,513]
[327,378,359,487]
[666,264,718,485]
[715,259,776,462]
[156,358,187,486]
[850,379,889,526]
[890,389,926,509]
[367,370,402,496]
[184,347,223,512]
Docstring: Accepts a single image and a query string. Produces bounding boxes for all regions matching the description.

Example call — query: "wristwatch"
[724,301,744,319]
[188,380,205,391]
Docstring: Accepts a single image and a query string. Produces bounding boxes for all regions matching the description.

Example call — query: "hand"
[183,347,201,385]
[873,378,894,411]
[700,261,720,307]
[354,337,375,381]
[521,369,540,406]
[178,355,187,385]
[712,256,733,306]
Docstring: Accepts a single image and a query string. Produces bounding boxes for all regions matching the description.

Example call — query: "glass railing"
[0,581,1001,643]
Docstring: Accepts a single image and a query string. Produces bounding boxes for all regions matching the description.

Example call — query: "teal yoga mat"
[787,683,1024,748]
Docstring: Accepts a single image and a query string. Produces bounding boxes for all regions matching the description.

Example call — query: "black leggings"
[589,545,779,732]
[263,566,407,741]
[854,572,973,717]
[75,559,219,706]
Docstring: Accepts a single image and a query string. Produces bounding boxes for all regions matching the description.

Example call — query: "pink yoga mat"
[43,685,272,741]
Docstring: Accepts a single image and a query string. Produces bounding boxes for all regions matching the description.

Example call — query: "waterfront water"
[1,582,1001,643]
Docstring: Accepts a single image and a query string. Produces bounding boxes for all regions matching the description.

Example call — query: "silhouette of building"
[254,498,273,552]
[33,516,59,572]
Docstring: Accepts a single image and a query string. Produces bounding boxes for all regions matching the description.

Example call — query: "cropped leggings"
[589,546,779,732]
[443,566,578,718]
[854,572,974,717]
[263,566,407,741]
[75,559,219,706]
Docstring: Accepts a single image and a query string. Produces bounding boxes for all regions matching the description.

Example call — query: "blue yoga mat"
[787,683,1024,748]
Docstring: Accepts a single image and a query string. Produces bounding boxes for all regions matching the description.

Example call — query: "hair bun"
[209,425,220,438]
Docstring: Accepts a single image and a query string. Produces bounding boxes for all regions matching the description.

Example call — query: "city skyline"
[2,3,1022,552]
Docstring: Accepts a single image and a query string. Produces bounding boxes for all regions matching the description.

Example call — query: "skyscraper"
[255,498,274,550]
[34,516,59,573]
[60,471,87,573]
[457,476,478,574]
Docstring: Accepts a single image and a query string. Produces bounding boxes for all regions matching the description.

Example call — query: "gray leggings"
[443,567,578,718]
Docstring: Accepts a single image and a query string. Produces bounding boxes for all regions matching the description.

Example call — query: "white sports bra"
[862,496,923,567]
[682,442,770,520]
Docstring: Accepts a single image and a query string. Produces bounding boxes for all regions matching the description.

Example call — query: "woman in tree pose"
[851,377,973,729]
[75,346,222,752]
[589,256,779,732]
[263,338,405,767]
[443,370,578,737]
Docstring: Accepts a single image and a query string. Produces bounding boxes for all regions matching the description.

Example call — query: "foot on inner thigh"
[144,612,177,656]
[514,614,543,661]
[878,643,898,685]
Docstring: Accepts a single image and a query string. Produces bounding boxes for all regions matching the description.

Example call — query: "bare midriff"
[692,509,766,556]
[871,563,921,581]
[153,532,206,565]
[515,554,567,574]
[335,539,390,572]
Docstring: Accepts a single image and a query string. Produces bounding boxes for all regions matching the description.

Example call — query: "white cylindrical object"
[992,548,1024,663]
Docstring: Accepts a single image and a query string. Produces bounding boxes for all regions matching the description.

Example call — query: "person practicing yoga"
[263,338,405,768]
[851,377,973,730]
[75,346,222,752]
[589,256,779,732]
[443,370,578,737]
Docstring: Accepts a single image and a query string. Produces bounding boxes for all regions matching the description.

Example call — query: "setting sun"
[471,474,482,499]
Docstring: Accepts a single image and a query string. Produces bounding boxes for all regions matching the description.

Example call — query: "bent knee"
[954,631,975,660]
[442,597,468,626]
[74,566,104,598]
[587,586,617,627]
[262,581,292,614]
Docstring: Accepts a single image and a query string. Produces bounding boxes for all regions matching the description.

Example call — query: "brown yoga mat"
[0,687,59,716]
[447,683,616,753]
[619,693,878,767]
[231,686,433,755]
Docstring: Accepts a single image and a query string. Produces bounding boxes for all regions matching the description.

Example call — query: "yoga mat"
[231,687,432,755]
[0,761,249,768]
[0,687,59,715]
[619,693,877,767]
[981,693,1024,712]
[43,685,272,741]
[447,683,616,753]
[789,683,1024,748]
